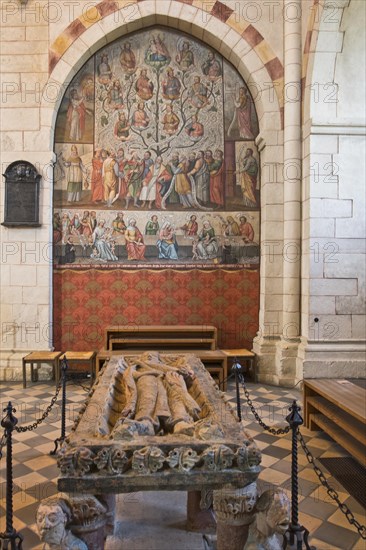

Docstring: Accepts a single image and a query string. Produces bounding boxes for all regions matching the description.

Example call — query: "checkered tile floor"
[0,379,365,549]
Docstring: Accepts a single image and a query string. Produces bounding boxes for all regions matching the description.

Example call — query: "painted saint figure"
[91,220,118,262]
[145,214,160,235]
[162,104,180,135]
[176,41,194,71]
[140,156,170,209]
[188,150,210,204]
[97,53,112,86]
[157,221,179,260]
[112,212,127,235]
[185,115,204,140]
[66,89,86,142]
[239,215,255,242]
[228,86,254,139]
[189,76,210,111]
[146,35,170,64]
[90,149,104,202]
[181,214,198,237]
[239,148,258,207]
[131,101,150,129]
[201,51,222,80]
[162,68,181,101]
[114,111,130,141]
[124,218,146,260]
[102,151,119,207]
[209,149,225,207]
[135,69,154,100]
[195,221,219,260]
[62,145,86,203]
[120,42,136,73]
[125,152,145,208]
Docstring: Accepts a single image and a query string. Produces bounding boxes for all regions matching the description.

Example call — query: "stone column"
[213,483,258,550]
[187,490,216,533]
[275,0,302,386]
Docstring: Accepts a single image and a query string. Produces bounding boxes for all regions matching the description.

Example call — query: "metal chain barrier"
[297,430,366,539]
[240,375,291,435]
[14,377,62,433]
[237,369,366,541]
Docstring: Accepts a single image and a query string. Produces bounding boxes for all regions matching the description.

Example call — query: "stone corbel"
[213,482,258,550]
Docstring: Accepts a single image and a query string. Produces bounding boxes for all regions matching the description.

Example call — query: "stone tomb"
[57,352,262,549]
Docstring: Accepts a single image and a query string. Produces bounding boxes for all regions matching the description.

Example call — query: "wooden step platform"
[304,379,366,467]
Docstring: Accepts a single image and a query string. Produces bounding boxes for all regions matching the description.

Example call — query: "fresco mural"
[53,28,260,269]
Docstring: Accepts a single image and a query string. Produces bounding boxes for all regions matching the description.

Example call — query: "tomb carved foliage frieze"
[58,442,261,477]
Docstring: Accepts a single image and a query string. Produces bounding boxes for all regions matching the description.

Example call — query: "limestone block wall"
[1,0,53,379]
[299,0,366,378]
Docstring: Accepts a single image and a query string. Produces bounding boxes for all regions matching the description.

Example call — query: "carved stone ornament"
[132,446,165,474]
[58,447,95,476]
[213,482,259,526]
[202,445,235,471]
[94,446,129,475]
[244,489,290,550]
[167,447,200,472]
[36,496,88,550]
[69,494,107,529]
[236,441,262,470]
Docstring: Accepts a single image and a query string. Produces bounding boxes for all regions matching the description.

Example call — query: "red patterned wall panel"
[53,268,259,351]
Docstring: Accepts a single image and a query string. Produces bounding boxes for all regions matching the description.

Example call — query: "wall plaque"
[2,161,41,227]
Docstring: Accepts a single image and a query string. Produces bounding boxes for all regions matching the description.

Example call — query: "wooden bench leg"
[22,359,27,389]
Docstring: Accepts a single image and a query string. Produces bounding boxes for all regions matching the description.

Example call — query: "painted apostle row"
[58,145,259,210]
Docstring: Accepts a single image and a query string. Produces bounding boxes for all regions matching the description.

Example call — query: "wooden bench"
[100,325,229,389]
[304,379,366,467]
[60,351,97,384]
[22,351,62,388]
[105,325,217,351]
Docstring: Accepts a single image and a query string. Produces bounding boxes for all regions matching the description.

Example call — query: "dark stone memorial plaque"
[2,161,41,227]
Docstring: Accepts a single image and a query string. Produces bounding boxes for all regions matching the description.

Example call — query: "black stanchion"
[50,357,68,456]
[0,402,23,549]
[231,358,243,422]
[283,400,315,550]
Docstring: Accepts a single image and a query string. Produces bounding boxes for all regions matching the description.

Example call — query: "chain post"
[283,400,315,550]
[50,357,68,456]
[239,379,366,541]
[232,358,242,422]
[0,402,24,549]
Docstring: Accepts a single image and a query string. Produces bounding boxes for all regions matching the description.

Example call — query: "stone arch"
[42,0,283,147]
[45,0,286,370]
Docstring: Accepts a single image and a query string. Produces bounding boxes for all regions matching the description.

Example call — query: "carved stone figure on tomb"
[36,497,88,550]
[111,351,201,438]
[244,489,290,550]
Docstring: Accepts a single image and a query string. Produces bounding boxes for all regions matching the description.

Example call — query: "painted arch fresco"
[53,28,260,268]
